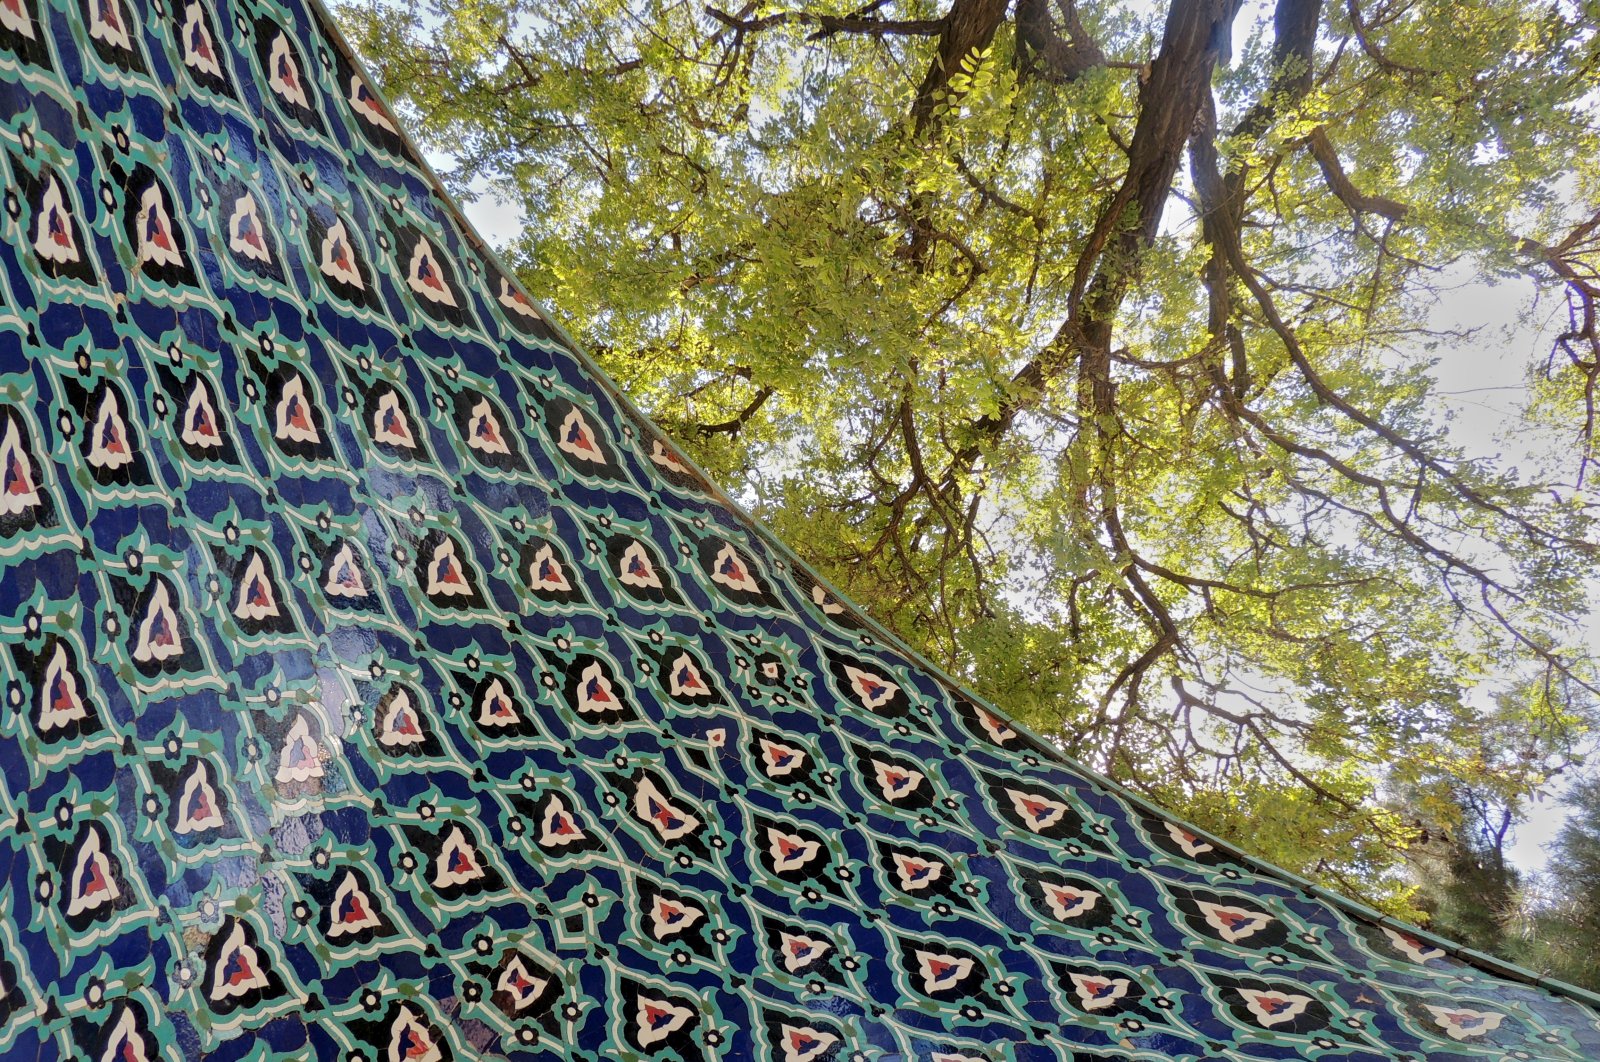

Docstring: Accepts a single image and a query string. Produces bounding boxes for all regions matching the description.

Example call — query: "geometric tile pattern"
[0,0,1596,1058]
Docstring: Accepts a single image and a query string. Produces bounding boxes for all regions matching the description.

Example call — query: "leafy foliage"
[337,0,1600,915]
[1415,771,1600,992]
[1527,774,1600,988]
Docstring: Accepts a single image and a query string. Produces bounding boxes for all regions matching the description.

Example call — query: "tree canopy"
[337,0,1600,917]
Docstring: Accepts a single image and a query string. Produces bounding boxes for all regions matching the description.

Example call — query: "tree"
[1412,770,1600,992]
[337,0,1600,914]
[1409,791,1521,958]
[1516,773,1600,990]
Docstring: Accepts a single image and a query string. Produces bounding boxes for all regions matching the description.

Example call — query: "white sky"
[1420,271,1599,874]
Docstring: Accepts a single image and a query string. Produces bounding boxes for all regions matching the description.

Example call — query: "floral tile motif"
[0,0,1594,1058]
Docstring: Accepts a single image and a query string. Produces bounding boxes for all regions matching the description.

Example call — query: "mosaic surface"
[0,0,1594,1058]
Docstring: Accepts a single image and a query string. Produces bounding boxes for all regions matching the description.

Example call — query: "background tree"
[1409,769,1600,991]
[1529,770,1600,985]
[1524,773,1600,989]
[1410,793,1521,958]
[337,0,1600,916]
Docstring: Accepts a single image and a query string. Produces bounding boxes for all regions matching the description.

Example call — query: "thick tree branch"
[704,5,946,38]
[1306,127,1409,221]
[910,0,1012,132]
[1344,0,1431,75]
[1522,212,1600,484]
[695,385,774,437]
[943,0,1246,480]
[1014,0,1107,84]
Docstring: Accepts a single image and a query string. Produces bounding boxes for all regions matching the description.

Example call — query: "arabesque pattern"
[0,0,1595,1058]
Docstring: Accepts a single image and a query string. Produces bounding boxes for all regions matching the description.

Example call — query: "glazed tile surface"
[0,0,1594,1058]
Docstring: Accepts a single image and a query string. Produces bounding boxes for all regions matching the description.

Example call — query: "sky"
[1419,270,1599,874]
